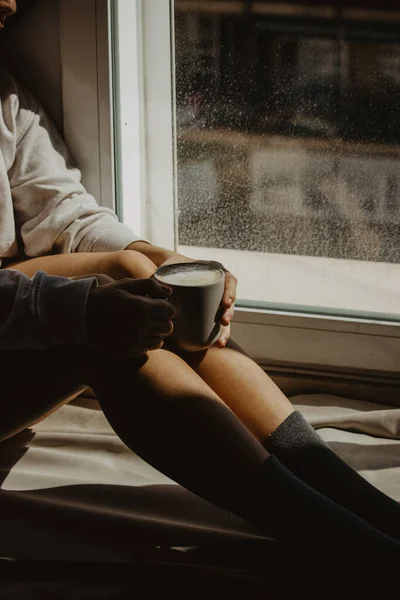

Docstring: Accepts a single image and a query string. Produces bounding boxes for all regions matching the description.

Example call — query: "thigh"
[6,252,119,279]
[0,345,96,443]
[170,338,294,442]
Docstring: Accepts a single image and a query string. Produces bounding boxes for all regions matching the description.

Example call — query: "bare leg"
[1,345,398,593]
[0,349,89,443]
[94,348,267,508]
[175,340,294,442]
[7,249,157,280]
[178,341,400,545]
[92,347,400,588]
[0,343,266,512]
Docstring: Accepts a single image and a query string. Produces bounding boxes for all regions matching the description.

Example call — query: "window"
[173,0,400,320]
[109,0,400,372]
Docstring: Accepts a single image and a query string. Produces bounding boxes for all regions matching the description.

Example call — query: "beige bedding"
[0,393,399,565]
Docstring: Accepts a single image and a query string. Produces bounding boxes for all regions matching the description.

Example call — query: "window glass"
[174,1,400,319]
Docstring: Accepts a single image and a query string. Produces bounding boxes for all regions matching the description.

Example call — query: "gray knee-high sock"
[264,411,400,542]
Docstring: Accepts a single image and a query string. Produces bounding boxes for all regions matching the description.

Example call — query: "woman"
[0,0,399,591]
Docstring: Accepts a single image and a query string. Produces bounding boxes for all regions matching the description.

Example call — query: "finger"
[117,278,173,299]
[216,324,231,348]
[147,298,176,319]
[143,336,165,351]
[148,318,174,336]
[222,273,237,308]
[220,305,235,326]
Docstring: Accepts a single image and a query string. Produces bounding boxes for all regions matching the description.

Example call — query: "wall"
[0,0,115,206]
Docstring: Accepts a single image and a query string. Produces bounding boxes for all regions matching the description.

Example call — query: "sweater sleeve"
[0,269,95,349]
[8,79,141,257]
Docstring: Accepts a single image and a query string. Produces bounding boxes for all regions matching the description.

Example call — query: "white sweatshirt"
[0,67,139,348]
[0,66,139,263]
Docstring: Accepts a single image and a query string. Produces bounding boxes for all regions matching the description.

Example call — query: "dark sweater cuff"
[40,272,96,346]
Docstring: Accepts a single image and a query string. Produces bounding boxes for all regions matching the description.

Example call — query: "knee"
[110,250,157,280]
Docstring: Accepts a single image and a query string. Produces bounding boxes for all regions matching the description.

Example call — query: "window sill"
[179,245,400,320]
[179,245,400,374]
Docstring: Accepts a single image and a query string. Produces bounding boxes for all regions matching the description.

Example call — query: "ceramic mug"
[154,262,225,352]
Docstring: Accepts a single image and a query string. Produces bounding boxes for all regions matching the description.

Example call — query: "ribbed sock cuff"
[264,410,324,454]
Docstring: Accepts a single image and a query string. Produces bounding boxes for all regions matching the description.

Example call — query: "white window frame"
[59,0,115,211]
[60,0,400,375]
[111,0,177,245]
